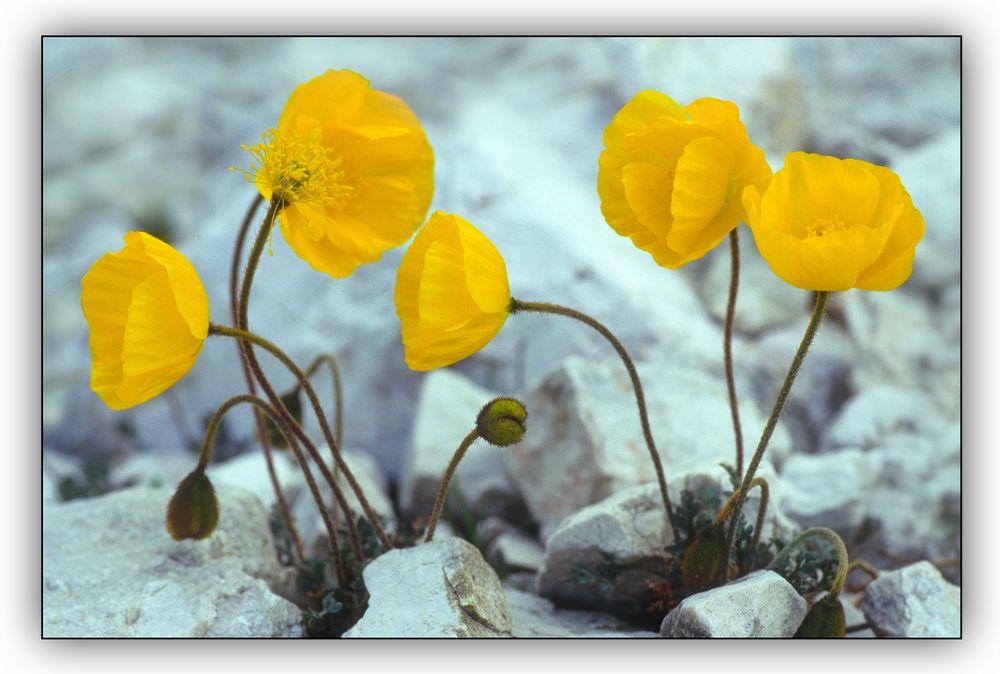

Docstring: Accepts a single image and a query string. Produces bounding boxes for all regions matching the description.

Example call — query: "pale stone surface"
[477,518,545,574]
[508,357,791,538]
[660,571,807,638]
[43,486,301,637]
[861,562,961,637]
[505,587,657,638]
[779,449,879,534]
[400,369,522,520]
[343,538,513,638]
[842,292,958,417]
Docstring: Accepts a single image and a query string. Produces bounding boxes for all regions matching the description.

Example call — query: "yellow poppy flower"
[597,91,772,268]
[239,69,435,279]
[395,212,511,371]
[81,231,210,410]
[743,152,925,292]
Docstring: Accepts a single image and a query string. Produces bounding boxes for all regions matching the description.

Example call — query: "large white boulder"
[43,485,301,637]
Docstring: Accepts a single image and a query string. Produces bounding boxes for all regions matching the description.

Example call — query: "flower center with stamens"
[235,128,353,209]
[807,214,848,238]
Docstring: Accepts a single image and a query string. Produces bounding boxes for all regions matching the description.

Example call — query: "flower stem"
[767,526,849,597]
[227,193,302,562]
[211,322,390,553]
[713,475,769,574]
[719,291,829,585]
[424,429,480,543]
[303,353,344,448]
[197,393,346,585]
[509,298,677,541]
[724,229,744,476]
[234,198,393,551]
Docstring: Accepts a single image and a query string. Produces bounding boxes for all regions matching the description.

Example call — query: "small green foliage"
[565,552,620,592]
[442,479,488,558]
[769,534,840,595]
[681,525,727,593]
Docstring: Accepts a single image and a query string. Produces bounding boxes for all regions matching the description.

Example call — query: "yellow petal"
[668,136,739,256]
[81,232,208,410]
[249,69,434,279]
[395,212,511,371]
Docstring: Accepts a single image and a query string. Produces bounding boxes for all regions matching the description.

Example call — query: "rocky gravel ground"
[42,36,959,638]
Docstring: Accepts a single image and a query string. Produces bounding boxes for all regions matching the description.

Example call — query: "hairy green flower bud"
[166,470,219,541]
[681,525,727,593]
[795,594,846,638]
[475,397,528,447]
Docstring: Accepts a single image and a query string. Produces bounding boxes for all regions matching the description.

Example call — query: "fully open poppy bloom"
[743,152,925,291]
[81,231,210,410]
[394,212,511,371]
[239,69,435,278]
[598,90,772,268]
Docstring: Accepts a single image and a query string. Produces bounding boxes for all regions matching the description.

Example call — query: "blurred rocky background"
[42,37,959,637]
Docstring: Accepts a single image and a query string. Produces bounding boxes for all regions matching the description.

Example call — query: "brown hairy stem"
[724,229,744,475]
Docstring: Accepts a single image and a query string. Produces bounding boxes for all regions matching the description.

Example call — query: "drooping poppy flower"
[81,231,209,410]
[394,212,511,371]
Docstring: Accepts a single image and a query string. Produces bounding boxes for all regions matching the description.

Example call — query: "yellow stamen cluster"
[235,128,353,208]
[807,214,848,238]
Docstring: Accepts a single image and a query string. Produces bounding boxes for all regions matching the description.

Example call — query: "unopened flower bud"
[681,526,727,593]
[795,594,846,638]
[166,470,219,541]
[475,397,528,447]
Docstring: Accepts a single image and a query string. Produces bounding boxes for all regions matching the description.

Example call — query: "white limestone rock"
[401,369,523,521]
[861,561,960,637]
[536,466,794,620]
[477,518,545,575]
[818,387,960,561]
[841,292,959,417]
[661,570,807,638]
[343,538,512,638]
[43,485,301,637]
[505,587,657,638]
[778,449,879,535]
[508,357,791,538]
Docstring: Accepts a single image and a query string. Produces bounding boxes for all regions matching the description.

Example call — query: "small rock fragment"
[343,538,512,638]
[660,570,807,638]
[861,561,960,637]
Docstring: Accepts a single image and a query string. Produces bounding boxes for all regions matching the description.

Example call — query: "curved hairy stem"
[233,198,392,551]
[767,526,849,597]
[226,193,303,562]
[510,298,677,541]
[424,430,480,542]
